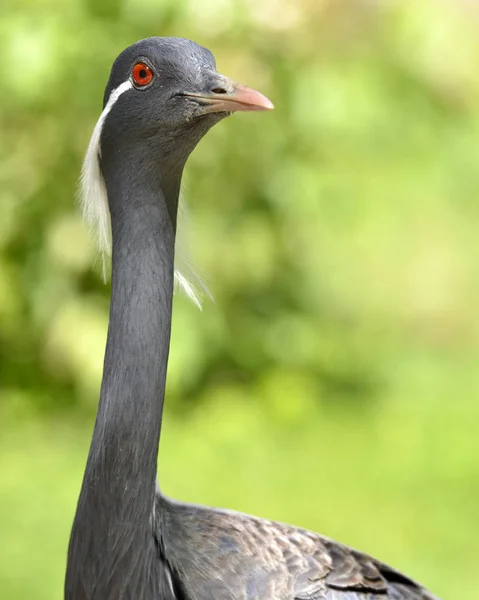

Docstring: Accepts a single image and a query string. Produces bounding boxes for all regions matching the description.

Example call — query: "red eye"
[132,63,153,87]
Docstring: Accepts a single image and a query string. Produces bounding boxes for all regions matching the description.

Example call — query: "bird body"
[65,37,439,600]
[156,497,437,600]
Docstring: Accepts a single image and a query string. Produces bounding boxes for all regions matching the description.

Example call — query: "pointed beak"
[183,75,274,114]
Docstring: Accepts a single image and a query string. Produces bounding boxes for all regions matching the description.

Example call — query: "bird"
[65,37,440,600]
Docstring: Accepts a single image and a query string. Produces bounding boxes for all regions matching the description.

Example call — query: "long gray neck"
[66,150,180,598]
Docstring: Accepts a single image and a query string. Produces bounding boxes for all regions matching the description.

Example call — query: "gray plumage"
[64,37,440,600]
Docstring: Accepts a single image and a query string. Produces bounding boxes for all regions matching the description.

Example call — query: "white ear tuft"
[79,80,133,261]
[173,200,212,309]
[174,270,202,309]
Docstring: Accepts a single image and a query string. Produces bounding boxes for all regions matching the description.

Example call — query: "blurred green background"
[0,0,478,598]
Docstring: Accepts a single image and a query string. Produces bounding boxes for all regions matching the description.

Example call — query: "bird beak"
[183,75,274,114]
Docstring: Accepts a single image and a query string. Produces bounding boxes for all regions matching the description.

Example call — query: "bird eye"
[132,63,154,87]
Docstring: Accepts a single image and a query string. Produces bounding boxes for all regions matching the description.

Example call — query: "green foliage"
[1,0,478,598]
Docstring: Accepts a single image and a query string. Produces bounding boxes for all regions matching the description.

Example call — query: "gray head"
[100,37,273,178]
[80,36,273,300]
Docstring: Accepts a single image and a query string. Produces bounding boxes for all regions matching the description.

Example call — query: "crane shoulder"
[156,496,440,600]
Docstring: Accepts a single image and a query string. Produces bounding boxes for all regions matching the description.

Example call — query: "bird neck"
[66,156,181,596]
[98,186,175,507]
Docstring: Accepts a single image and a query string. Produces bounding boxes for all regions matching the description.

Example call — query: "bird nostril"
[211,86,228,94]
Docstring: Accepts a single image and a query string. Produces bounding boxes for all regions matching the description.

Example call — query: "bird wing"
[287,532,438,600]
[245,517,438,600]
[157,499,440,600]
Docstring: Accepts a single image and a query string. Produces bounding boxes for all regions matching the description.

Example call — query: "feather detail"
[79,80,132,259]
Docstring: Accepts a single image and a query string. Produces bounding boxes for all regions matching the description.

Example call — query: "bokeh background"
[1,0,478,598]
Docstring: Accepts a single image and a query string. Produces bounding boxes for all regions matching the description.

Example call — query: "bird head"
[80,36,273,302]
[99,37,273,164]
